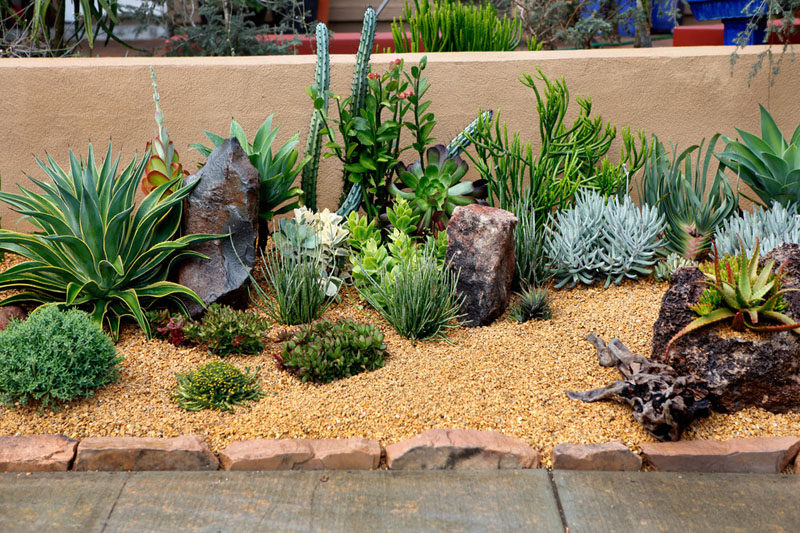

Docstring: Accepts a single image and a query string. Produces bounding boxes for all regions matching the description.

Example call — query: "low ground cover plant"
[277,319,387,383]
[0,306,121,410]
[184,304,269,357]
[174,360,264,411]
[511,287,552,322]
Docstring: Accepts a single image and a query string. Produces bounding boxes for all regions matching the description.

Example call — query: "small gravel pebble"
[2,253,800,468]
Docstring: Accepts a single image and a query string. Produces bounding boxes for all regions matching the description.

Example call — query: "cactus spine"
[302,23,331,212]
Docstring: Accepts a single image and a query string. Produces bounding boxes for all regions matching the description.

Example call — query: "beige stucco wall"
[1,46,798,230]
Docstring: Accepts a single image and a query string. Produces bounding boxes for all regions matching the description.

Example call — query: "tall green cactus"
[302,23,330,212]
[349,7,377,117]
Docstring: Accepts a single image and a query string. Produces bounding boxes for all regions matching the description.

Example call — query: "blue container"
[583,0,636,38]
[582,0,682,37]
[651,0,682,33]
[686,0,768,45]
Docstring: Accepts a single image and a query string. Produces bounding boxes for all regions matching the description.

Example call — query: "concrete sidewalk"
[1,470,799,532]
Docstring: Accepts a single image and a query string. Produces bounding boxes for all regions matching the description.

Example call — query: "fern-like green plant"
[0,144,220,339]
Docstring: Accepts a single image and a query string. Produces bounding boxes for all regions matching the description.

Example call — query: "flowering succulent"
[147,309,188,346]
[142,67,188,196]
[184,304,269,357]
[391,144,487,235]
[174,361,264,412]
[665,239,800,362]
[277,319,387,383]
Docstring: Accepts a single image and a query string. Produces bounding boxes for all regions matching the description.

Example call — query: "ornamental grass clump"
[174,361,264,412]
[0,306,121,410]
[0,143,220,340]
[249,246,336,325]
[277,319,387,383]
[665,239,800,362]
[184,304,269,357]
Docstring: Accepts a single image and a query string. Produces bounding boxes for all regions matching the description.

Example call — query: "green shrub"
[511,287,552,322]
[278,319,387,383]
[174,361,264,411]
[356,245,462,340]
[184,304,269,357]
[249,247,336,325]
[0,306,121,410]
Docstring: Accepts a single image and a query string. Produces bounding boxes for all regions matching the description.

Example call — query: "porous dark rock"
[446,204,517,327]
[0,305,26,331]
[651,243,800,414]
[176,138,260,318]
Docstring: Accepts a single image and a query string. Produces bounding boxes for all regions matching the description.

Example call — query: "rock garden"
[3,10,800,475]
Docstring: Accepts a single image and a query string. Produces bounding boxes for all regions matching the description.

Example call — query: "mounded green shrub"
[174,360,264,412]
[184,303,269,357]
[278,319,387,383]
[0,306,121,410]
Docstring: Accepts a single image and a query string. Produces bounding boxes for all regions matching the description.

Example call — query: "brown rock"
[73,435,218,471]
[446,204,517,327]
[551,440,642,471]
[0,305,26,331]
[641,436,800,473]
[176,138,260,318]
[385,429,539,470]
[0,435,77,472]
[219,438,380,470]
[651,244,800,413]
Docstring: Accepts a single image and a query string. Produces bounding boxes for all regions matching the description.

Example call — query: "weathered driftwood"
[566,334,711,442]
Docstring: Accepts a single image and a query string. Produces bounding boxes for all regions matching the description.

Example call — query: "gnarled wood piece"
[567,334,711,442]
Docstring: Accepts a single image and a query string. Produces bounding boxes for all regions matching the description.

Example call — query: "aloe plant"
[717,105,800,209]
[0,144,220,340]
[664,239,800,362]
[390,144,487,234]
[141,67,188,196]
[637,134,738,261]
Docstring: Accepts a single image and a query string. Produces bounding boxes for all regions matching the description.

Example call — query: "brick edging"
[2,432,799,474]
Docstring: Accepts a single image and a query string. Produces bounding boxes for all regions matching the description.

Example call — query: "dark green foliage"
[278,319,387,383]
[249,247,335,325]
[511,194,551,289]
[391,0,522,52]
[184,304,269,357]
[0,306,121,410]
[637,134,738,261]
[356,245,462,340]
[174,361,264,411]
[511,287,552,322]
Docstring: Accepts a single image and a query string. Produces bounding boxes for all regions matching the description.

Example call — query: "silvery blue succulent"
[715,202,800,257]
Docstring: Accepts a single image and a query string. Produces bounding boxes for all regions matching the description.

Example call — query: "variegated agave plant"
[665,239,800,362]
[0,144,221,340]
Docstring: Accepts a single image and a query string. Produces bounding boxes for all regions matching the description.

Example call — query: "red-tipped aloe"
[665,238,800,362]
[141,67,188,196]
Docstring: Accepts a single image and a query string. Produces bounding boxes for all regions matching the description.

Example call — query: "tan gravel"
[2,253,800,467]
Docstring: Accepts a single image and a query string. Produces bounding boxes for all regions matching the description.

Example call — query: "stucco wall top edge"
[0,45,794,69]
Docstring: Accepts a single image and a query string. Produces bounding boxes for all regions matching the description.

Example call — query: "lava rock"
[651,243,800,413]
[446,204,517,327]
[176,138,260,318]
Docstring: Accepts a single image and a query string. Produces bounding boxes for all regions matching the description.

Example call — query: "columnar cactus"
[301,23,330,212]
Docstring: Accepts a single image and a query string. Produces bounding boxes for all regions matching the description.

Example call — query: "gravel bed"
[2,253,800,466]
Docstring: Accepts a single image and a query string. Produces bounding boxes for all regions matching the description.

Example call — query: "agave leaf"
[759,310,800,334]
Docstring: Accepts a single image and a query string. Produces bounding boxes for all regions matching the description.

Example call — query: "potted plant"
[686,0,768,45]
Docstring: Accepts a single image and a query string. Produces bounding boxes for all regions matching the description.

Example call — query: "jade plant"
[390,144,487,235]
[716,105,800,210]
[141,67,189,196]
[0,144,219,340]
[664,239,800,362]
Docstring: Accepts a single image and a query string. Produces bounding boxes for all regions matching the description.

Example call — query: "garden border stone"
[0,435,77,472]
[73,435,218,472]
[219,438,381,471]
[551,441,642,471]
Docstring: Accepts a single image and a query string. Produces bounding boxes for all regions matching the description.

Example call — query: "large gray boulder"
[176,138,259,317]
[446,204,517,327]
[651,243,800,413]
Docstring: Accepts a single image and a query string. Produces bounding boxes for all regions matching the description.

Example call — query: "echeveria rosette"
[0,144,222,341]
[391,144,487,234]
[716,105,800,210]
[665,239,800,362]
